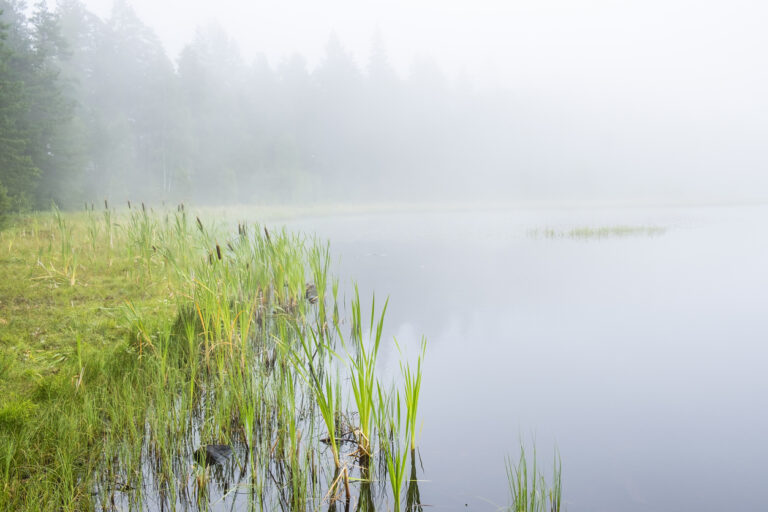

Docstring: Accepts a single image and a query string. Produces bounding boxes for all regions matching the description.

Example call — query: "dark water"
[281,204,768,511]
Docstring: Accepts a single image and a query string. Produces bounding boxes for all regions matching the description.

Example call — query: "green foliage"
[400,337,426,451]
[346,285,388,459]
[0,208,432,510]
[0,399,37,431]
[0,181,11,224]
[0,9,37,213]
[506,443,562,512]
[0,2,78,212]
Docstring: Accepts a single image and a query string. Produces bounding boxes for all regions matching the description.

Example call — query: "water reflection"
[356,460,375,512]
[406,451,424,512]
[282,205,768,511]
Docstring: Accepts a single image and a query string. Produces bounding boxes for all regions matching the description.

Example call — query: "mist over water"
[282,204,768,510]
[3,0,767,509]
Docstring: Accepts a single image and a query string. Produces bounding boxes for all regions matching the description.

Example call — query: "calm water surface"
[279,204,768,511]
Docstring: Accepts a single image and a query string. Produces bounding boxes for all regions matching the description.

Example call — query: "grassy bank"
[0,204,425,511]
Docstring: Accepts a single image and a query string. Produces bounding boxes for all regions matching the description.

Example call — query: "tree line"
[0,0,520,218]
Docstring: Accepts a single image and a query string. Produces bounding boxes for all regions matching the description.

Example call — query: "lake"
[280,204,768,511]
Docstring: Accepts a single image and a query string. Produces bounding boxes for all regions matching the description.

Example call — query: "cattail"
[141,202,146,213]
[215,244,222,261]
[264,227,271,243]
[127,200,132,209]
[104,199,108,210]
[196,217,204,233]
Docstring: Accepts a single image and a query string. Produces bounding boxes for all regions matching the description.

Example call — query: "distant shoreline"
[193,197,768,223]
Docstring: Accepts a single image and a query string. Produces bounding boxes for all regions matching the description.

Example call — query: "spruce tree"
[0,8,38,215]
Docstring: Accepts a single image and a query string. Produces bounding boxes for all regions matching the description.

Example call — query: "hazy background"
[73,0,768,204]
[2,2,766,509]
[1,0,766,214]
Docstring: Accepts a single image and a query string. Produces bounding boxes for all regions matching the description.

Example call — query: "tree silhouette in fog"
[0,1,519,213]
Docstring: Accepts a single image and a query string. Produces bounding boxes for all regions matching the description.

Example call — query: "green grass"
[1,205,564,511]
[0,205,430,511]
[506,443,562,512]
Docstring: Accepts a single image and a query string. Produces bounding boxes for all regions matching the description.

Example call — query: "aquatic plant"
[345,285,388,465]
[377,383,410,512]
[529,224,666,240]
[0,205,438,512]
[506,443,562,512]
[400,337,426,452]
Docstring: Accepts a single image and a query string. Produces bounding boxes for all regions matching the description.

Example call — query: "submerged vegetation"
[0,204,428,511]
[529,225,666,240]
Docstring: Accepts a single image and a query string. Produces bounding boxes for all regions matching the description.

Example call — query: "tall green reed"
[506,444,562,512]
[399,337,426,452]
[345,285,388,464]
[6,204,434,511]
[377,383,409,512]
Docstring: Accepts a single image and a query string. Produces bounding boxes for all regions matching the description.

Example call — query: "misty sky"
[61,0,768,201]
[70,0,766,93]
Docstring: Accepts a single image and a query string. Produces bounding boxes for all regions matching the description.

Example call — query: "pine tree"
[0,7,38,215]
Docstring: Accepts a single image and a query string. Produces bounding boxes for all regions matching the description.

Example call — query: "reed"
[377,383,409,512]
[506,443,562,512]
[529,224,666,240]
[345,285,388,464]
[102,200,113,249]
[0,205,435,512]
[400,337,426,452]
[285,325,342,467]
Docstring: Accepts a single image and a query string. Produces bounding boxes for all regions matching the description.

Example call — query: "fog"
[3,2,766,510]
[6,0,768,206]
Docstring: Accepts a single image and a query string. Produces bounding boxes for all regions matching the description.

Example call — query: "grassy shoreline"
[1,209,174,509]
[0,205,427,511]
[0,206,564,511]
